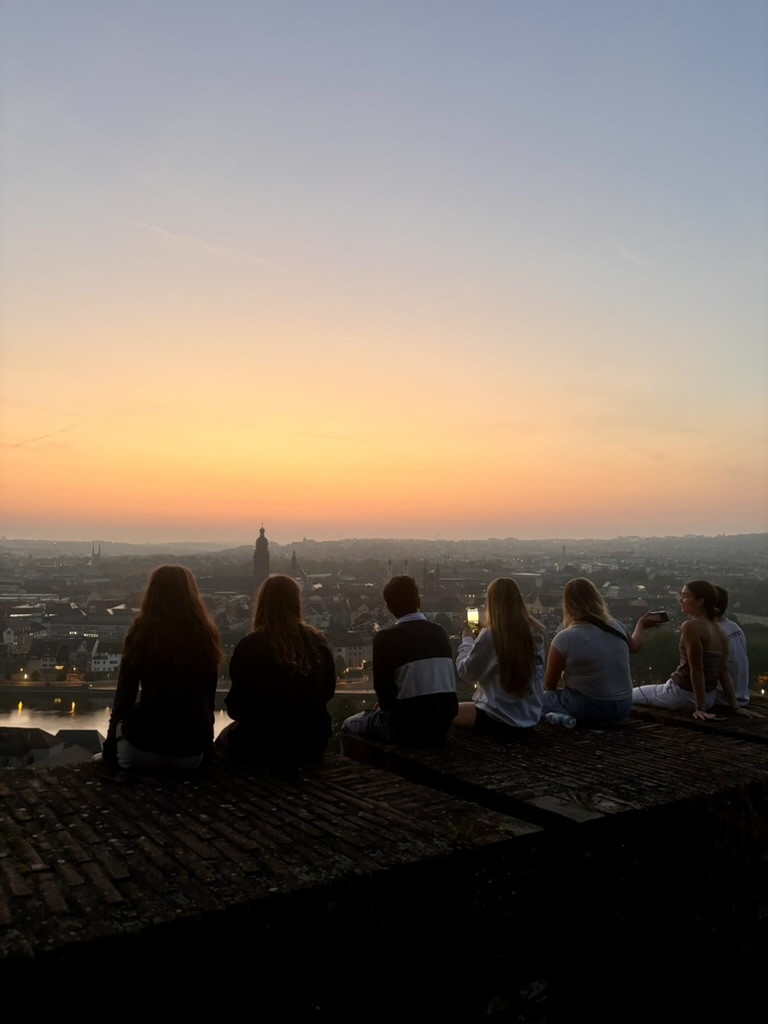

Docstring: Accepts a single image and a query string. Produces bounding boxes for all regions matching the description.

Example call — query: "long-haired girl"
[543,577,658,727]
[103,565,221,770]
[217,575,336,766]
[455,577,547,733]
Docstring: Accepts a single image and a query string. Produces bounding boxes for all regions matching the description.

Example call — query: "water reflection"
[3,697,373,747]
[1,706,235,738]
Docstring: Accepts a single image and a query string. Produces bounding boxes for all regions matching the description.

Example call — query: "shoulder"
[380,618,450,655]
[233,632,269,655]
[474,628,495,648]
[681,620,705,648]
[372,627,390,649]
[609,618,628,636]
[311,634,333,658]
[551,626,574,650]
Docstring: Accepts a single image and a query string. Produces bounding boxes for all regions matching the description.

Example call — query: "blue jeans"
[340,709,393,743]
[542,687,632,727]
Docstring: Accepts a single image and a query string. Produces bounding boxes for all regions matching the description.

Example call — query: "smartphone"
[649,610,670,623]
[466,606,480,628]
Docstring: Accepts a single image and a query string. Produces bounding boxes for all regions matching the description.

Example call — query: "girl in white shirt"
[454,577,546,733]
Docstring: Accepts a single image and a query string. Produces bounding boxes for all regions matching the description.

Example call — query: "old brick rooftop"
[2,699,768,1020]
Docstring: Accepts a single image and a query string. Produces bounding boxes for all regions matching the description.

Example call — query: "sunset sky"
[2,0,766,544]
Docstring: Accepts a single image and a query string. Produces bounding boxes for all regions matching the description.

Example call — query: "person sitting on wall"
[216,575,336,768]
[340,575,457,746]
[713,585,750,708]
[632,579,756,721]
[102,564,220,771]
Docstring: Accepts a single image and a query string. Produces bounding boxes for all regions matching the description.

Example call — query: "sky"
[1,0,766,545]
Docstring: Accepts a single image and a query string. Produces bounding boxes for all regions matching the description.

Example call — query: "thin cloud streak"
[130,220,285,271]
[595,231,646,267]
[3,425,75,449]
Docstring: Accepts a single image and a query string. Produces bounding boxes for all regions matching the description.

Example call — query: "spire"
[252,523,270,599]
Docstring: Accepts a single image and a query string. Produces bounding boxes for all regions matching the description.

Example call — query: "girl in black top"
[217,575,336,767]
[104,564,221,770]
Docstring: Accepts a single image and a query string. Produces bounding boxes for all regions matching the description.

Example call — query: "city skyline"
[2,1,766,543]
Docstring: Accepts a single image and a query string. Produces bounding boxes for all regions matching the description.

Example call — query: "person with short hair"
[102,565,221,771]
[216,575,336,767]
[713,585,750,707]
[341,575,457,746]
[544,577,660,727]
[454,577,546,735]
[632,580,752,721]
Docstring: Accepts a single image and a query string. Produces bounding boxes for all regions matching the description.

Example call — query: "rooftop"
[1,701,767,1018]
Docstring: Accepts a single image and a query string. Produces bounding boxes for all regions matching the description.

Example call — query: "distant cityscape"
[2,528,767,769]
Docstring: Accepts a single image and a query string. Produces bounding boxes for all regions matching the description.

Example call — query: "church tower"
[290,549,299,578]
[252,525,270,600]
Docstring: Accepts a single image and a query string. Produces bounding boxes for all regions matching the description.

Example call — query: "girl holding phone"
[454,577,546,734]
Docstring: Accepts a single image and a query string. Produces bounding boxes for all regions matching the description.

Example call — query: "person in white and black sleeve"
[713,584,750,707]
[341,576,457,746]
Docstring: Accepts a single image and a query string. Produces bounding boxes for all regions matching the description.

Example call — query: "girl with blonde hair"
[455,577,546,733]
[103,564,221,770]
[543,577,659,727]
[217,575,336,766]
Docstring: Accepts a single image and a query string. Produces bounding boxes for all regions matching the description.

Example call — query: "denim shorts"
[542,687,632,727]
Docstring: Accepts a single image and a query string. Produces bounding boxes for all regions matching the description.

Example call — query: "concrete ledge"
[2,729,768,1018]
[342,715,768,826]
[631,693,768,743]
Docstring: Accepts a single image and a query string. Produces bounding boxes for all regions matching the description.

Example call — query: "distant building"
[252,525,270,600]
[90,641,123,675]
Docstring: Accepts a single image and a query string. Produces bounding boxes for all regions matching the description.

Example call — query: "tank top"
[671,637,723,692]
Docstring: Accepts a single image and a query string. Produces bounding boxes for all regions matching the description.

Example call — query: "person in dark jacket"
[217,575,336,767]
[340,576,457,746]
[103,564,220,770]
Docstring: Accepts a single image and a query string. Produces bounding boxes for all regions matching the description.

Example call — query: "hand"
[736,707,763,719]
[462,625,475,639]
[641,612,663,628]
[692,709,717,721]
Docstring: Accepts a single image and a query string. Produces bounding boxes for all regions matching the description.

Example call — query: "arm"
[627,613,662,654]
[682,621,713,721]
[371,632,397,711]
[224,636,255,722]
[455,628,492,682]
[543,646,566,691]
[103,659,140,761]
[719,667,740,712]
[207,665,218,713]
[318,642,337,703]
[717,639,760,717]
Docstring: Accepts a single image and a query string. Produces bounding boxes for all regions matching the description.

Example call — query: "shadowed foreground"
[2,702,768,1020]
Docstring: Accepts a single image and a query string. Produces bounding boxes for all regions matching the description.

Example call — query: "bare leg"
[453,702,477,729]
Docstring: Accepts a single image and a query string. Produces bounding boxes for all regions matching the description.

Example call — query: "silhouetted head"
[253,575,303,632]
[124,564,221,669]
[383,575,420,619]
[563,577,611,627]
[713,584,729,617]
[680,580,718,619]
[140,564,205,618]
[252,575,322,673]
